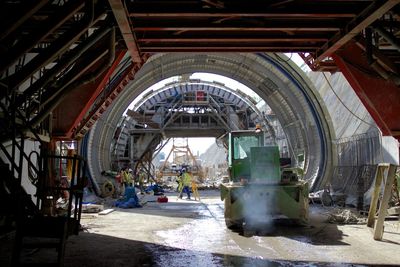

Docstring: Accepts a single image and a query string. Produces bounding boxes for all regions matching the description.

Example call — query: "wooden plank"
[99,208,115,215]
[373,164,397,240]
[82,204,104,213]
[367,165,385,227]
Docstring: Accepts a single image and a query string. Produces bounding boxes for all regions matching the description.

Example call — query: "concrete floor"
[1,189,400,266]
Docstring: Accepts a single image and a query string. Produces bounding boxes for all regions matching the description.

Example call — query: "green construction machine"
[220,130,309,229]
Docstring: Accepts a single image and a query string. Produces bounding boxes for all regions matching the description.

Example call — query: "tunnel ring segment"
[87,53,335,191]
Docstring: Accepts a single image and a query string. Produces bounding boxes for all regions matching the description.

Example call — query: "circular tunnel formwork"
[87,53,335,191]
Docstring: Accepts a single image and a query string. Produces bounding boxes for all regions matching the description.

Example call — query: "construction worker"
[138,168,146,194]
[178,168,191,199]
[176,171,183,195]
[122,168,133,187]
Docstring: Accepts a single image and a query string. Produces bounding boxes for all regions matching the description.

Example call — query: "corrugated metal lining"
[329,130,383,207]
[335,130,382,166]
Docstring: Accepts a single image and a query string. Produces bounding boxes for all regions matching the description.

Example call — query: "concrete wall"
[307,70,399,204]
[308,70,398,166]
[307,71,377,139]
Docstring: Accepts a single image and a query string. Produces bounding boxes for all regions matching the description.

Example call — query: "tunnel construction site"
[1,1,400,266]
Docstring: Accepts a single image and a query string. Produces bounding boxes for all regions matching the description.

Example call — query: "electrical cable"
[322,72,378,128]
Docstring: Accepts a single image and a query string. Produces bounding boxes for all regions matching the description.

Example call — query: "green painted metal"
[221,130,309,228]
[250,146,280,182]
[221,182,309,226]
[229,130,263,182]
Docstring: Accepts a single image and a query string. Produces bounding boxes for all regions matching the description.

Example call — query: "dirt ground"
[1,189,400,266]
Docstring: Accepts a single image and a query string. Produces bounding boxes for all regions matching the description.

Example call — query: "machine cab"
[228,130,282,183]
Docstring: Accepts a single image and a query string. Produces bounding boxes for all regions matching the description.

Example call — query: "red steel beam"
[315,0,400,65]
[73,54,151,139]
[65,50,127,139]
[139,46,319,52]
[108,0,142,63]
[129,12,356,18]
[132,20,342,32]
[134,26,340,32]
[137,37,329,43]
[333,42,400,138]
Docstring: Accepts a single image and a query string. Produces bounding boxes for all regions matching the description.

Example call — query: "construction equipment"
[157,138,204,182]
[220,130,309,229]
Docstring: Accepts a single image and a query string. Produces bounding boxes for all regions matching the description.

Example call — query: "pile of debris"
[326,208,367,224]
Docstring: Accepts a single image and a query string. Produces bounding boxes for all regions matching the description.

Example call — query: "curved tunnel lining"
[86,53,334,191]
[257,53,331,190]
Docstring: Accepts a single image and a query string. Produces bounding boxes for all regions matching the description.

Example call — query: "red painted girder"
[129,12,356,18]
[298,52,338,72]
[133,25,341,32]
[138,37,329,42]
[139,46,319,52]
[108,0,142,63]
[65,50,126,139]
[333,41,400,139]
[73,54,150,139]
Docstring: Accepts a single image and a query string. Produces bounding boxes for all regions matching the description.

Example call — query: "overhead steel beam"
[373,26,400,53]
[355,37,399,74]
[0,0,85,74]
[129,11,356,18]
[137,37,329,43]
[132,21,341,32]
[0,0,49,41]
[127,1,363,18]
[108,0,142,63]
[5,2,100,91]
[74,54,151,138]
[315,0,400,64]
[66,50,126,139]
[134,26,340,32]
[139,46,319,52]
[14,26,113,108]
[31,49,110,128]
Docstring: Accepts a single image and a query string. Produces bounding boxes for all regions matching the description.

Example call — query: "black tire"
[225,218,242,230]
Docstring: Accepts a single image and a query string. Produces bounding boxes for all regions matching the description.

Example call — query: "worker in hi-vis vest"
[178,168,191,200]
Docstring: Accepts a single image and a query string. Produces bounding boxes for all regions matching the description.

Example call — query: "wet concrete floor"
[1,189,400,266]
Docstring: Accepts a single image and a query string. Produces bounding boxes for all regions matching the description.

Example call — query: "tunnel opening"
[86,53,334,196]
